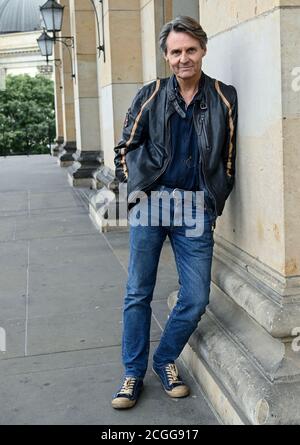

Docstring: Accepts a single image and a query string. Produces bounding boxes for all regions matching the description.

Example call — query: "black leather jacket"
[114,72,238,219]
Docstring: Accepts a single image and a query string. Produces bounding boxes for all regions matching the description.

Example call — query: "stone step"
[212,251,300,338]
[209,282,300,383]
[168,290,300,425]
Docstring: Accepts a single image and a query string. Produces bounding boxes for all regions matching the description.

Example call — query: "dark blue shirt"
[157,75,206,191]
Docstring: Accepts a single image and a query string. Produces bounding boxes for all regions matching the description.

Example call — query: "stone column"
[88,0,175,232]
[172,0,199,20]
[58,0,77,167]
[140,0,172,83]
[95,0,143,179]
[88,0,144,230]
[67,0,102,187]
[169,0,300,425]
[51,42,64,157]
[88,0,173,231]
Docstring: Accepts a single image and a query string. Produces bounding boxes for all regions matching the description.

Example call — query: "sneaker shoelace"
[118,377,137,396]
[165,364,183,385]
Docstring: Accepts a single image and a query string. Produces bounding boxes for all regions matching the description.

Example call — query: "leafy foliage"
[0,74,56,156]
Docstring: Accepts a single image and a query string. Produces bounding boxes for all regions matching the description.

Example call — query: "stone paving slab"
[0,155,220,425]
[14,213,98,241]
[0,318,26,359]
[0,346,219,426]
[26,307,161,356]
[0,241,28,320]
[0,156,70,192]
[28,275,125,318]
[0,191,28,214]
[27,235,126,317]
[0,218,16,242]
[0,345,122,376]
[30,206,87,217]
[29,190,79,211]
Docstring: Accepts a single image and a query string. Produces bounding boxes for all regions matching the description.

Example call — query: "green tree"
[0,74,56,156]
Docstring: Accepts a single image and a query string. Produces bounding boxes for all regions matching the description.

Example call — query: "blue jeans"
[122,186,215,378]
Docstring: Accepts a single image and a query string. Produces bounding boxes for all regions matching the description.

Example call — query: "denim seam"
[153,236,184,366]
[168,236,184,311]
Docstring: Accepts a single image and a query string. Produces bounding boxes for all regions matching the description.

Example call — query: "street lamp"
[40,0,64,41]
[40,0,105,60]
[38,0,106,80]
[37,30,53,64]
[38,1,75,79]
[37,31,75,79]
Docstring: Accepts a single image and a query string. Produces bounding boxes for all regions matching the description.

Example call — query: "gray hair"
[159,16,208,54]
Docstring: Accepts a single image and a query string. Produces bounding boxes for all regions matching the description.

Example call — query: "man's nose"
[180,52,189,63]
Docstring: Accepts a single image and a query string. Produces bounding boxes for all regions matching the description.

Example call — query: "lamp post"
[38,0,75,79]
[40,0,64,42]
[37,30,53,65]
[89,0,106,61]
[38,0,105,61]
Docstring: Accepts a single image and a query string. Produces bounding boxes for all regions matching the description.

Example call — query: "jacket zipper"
[196,113,218,219]
[202,115,210,150]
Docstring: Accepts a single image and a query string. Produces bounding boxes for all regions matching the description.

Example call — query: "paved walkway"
[0,155,219,425]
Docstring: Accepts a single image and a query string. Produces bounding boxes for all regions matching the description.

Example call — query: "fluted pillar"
[58,0,77,167]
[140,0,172,83]
[52,42,64,157]
[67,0,102,187]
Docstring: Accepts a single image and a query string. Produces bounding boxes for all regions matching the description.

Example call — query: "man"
[112,16,238,409]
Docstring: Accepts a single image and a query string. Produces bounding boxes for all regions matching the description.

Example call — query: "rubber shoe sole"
[152,367,190,398]
[111,397,137,410]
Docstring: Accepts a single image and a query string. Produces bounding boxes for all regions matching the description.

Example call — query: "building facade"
[51,0,300,425]
[0,31,54,79]
[0,0,54,81]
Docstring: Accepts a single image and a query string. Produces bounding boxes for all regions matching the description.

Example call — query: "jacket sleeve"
[222,85,238,193]
[113,87,149,184]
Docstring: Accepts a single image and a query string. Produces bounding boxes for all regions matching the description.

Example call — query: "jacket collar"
[167,71,207,102]
[166,72,207,119]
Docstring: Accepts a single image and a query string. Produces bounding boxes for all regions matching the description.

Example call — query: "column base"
[51,137,64,157]
[58,141,77,167]
[67,150,103,188]
[167,239,300,425]
[72,181,128,233]
[88,165,128,232]
[91,163,118,191]
[169,287,300,425]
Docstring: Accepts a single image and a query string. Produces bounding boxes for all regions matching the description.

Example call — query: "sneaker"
[152,363,190,398]
[111,376,143,409]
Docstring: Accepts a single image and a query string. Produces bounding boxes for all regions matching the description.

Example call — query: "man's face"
[164,31,207,81]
